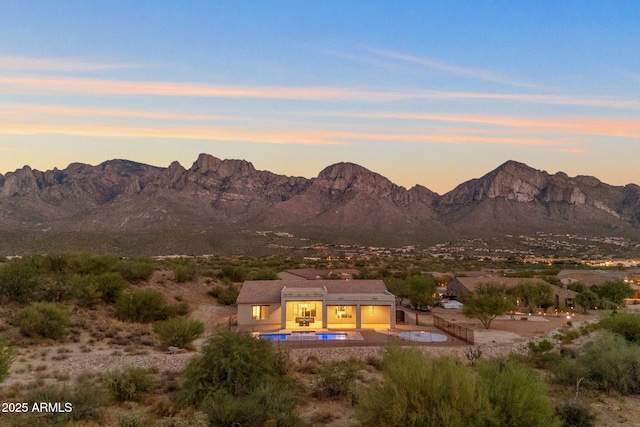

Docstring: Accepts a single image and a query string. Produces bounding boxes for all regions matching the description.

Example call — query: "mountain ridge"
[0,154,638,254]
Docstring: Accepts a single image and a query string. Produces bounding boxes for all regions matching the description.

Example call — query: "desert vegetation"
[1,253,640,426]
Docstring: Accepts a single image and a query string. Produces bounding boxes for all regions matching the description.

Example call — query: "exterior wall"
[326,305,357,327]
[361,305,391,325]
[237,303,281,327]
[447,279,469,298]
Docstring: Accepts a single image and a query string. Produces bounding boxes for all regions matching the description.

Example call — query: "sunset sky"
[1,1,638,194]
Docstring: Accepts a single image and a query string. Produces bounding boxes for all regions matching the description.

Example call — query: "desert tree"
[462,283,516,329]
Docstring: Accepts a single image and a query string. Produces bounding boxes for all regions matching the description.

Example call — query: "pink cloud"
[1,76,638,108]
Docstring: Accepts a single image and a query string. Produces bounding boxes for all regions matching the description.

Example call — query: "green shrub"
[0,258,39,303]
[118,411,146,427]
[115,259,156,282]
[358,347,560,427]
[528,339,554,354]
[172,264,198,283]
[105,366,156,402]
[154,317,204,348]
[154,412,209,427]
[556,400,597,427]
[314,360,362,400]
[163,302,189,318]
[0,337,13,383]
[599,312,640,343]
[208,282,239,305]
[179,330,302,426]
[357,346,495,427]
[73,275,103,308]
[16,302,70,340]
[477,358,560,427]
[116,289,166,323]
[553,332,640,394]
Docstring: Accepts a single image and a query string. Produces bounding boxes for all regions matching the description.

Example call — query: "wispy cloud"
[0,56,140,73]
[0,120,575,148]
[2,76,637,109]
[0,103,225,121]
[342,112,640,139]
[367,48,541,88]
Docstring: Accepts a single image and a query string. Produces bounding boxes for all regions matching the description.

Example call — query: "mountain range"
[1,153,639,255]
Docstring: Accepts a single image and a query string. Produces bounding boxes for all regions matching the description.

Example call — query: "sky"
[0,1,639,194]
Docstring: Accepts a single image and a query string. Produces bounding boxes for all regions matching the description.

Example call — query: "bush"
[599,312,640,343]
[154,317,204,349]
[155,412,209,427]
[116,289,166,323]
[115,259,156,282]
[172,264,198,283]
[16,302,70,340]
[179,330,302,426]
[556,400,597,427]
[105,366,156,402]
[0,337,12,383]
[477,358,560,427]
[314,360,362,400]
[357,347,560,427]
[208,282,239,305]
[357,347,494,427]
[0,258,39,303]
[118,411,146,427]
[553,332,640,394]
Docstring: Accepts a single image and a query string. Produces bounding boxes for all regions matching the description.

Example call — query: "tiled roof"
[237,280,389,304]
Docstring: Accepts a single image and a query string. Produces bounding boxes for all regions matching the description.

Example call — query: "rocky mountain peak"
[190,153,256,178]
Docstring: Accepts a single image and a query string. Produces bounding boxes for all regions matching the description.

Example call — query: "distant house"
[236,280,395,330]
[557,269,633,287]
[277,268,360,281]
[447,276,577,310]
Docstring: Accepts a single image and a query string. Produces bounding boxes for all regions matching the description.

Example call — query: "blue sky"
[0,1,638,193]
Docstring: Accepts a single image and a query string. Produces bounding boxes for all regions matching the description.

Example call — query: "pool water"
[257,332,349,341]
[397,331,448,342]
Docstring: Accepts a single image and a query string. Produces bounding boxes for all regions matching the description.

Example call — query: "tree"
[407,274,438,311]
[511,281,553,313]
[576,289,599,314]
[384,277,411,306]
[592,280,633,306]
[462,283,516,329]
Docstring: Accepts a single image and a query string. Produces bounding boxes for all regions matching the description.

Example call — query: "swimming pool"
[257,332,349,341]
[397,331,448,342]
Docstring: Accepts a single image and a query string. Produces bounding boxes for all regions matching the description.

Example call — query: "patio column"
[356,304,362,328]
[322,302,327,328]
[281,297,287,329]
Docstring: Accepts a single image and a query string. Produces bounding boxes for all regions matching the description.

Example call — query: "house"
[447,277,577,309]
[277,268,360,280]
[557,269,632,287]
[236,280,396,330]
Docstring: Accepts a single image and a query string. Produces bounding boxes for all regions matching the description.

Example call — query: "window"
[334,305,353,319]
[252,305,269,320]
[294,303,317,318]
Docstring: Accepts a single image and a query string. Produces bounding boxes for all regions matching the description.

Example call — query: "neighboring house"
[237,280,395,330]
[447,277,577,309]
[557,269,633,287]
[277,268,360,281]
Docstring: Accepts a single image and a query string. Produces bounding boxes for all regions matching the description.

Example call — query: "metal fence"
[433,315,474,344]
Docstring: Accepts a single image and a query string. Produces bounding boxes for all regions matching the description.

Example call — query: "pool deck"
[253,325,469,348]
